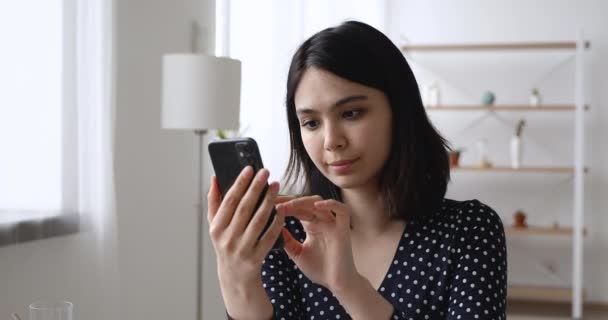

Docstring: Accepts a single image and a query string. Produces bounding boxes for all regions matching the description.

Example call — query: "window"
[0,0,78,244]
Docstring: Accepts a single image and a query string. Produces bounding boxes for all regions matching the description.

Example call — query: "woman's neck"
[340,185,394,239]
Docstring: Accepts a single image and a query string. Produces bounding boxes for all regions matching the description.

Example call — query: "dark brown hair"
[283,21,451,219]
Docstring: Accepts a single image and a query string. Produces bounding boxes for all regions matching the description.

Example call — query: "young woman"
[207,21,507,320]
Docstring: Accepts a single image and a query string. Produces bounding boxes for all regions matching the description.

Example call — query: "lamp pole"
[195,129,207,320]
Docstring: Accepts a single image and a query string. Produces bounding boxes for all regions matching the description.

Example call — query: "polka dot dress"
[234,198,507,320]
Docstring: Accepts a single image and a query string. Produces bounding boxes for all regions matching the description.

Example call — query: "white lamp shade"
[162,54,241,130]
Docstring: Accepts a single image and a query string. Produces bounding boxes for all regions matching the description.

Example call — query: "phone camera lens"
[235,142,248,152]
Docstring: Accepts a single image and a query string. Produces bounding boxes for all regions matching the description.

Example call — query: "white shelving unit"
[401,34,590,319]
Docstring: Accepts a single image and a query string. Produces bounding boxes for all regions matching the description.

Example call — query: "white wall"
[0,231,120,319]
[387,0,608,302]
[114,0,224,318]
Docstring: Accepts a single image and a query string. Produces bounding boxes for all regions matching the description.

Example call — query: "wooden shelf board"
[401,41,590,52]
[505,226,587,236]
[451,165,584,173]
[508,285,581,303]
[425,105,589,111]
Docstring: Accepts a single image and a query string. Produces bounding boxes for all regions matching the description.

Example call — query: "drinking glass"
[29,300,73,320]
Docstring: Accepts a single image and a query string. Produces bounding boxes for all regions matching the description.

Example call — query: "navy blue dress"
[257,198,507,320]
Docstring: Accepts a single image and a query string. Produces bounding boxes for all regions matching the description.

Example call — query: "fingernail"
[259,168,269,176]
[270,182,279,195]
[242,166,252,175]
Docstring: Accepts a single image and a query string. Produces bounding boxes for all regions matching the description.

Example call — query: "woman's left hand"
[276,196,360,294]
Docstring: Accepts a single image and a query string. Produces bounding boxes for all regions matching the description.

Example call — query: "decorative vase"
[476,139,491,167]
[481,91,495,106]
[530,88,541,107]
[428,82,440,107]
[510,136,522,168]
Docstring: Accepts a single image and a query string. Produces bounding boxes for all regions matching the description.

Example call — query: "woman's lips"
[329,158,358,174]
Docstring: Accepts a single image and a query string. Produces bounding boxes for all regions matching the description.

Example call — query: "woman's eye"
[343,109,362,119]
[301,120,319,129]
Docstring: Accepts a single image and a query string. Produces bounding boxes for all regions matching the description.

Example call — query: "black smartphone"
[208,137,284,251]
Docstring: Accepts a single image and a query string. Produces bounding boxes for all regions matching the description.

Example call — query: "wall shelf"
[450,165,588,174]
[405,37,590,318]
[401,41,590,52]
[425,105,589,112]
[505,226,587,236]
[508,285,580,303]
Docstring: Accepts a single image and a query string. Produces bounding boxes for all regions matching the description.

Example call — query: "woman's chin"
[327,175,365,190]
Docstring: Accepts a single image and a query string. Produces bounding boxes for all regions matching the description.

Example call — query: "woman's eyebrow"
[296,94,368,115]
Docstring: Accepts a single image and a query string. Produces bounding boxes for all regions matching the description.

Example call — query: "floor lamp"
[161,53,241,320]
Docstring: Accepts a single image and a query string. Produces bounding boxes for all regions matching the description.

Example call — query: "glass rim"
[29,300,73,310]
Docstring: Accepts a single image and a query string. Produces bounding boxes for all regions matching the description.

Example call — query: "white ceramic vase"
[477,139,488,164]
[529,93,541,107]
[428,83,440,107]
[510,136,522,168]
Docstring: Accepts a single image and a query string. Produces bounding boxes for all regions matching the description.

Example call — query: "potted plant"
[513,209,528,228]
[215,124,250,140]
[449,148,465,167]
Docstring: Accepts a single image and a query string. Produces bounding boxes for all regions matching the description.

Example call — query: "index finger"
[212,166,255,229]
[276,195,332,221]
[274,195,297,205]
[277,195,322,211]
[314,199,350,229]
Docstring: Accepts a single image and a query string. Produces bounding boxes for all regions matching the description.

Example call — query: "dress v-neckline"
[374,218,416,292]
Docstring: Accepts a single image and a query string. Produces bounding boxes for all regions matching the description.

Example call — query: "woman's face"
[294,68,393,190]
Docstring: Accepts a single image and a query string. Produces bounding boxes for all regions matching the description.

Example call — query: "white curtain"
[77,0,116,238]
[229,0,388,183]
[200,2,389,316]
[75,0,120,317]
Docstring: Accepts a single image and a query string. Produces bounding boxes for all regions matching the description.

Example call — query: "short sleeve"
[447,200,507,319]
[260,219,304,320]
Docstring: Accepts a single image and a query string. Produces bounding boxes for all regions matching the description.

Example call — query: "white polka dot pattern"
[228,198,507,320]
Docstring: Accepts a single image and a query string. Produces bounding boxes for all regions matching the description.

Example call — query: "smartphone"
[208,137,284,251]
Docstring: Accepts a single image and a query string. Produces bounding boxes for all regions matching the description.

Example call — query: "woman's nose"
[323,122,347,151]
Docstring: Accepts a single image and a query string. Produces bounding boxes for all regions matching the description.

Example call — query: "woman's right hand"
[207,166,285,301]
